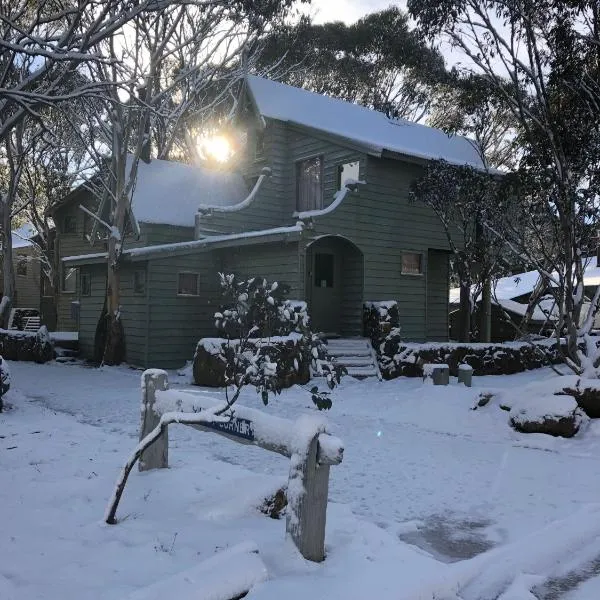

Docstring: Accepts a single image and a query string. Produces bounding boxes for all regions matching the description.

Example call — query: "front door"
[310,249,341,334]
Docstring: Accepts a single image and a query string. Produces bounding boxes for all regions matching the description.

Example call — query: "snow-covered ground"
[2,361,600,599]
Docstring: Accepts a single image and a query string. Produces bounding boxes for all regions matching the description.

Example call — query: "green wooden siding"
[287,125,365,215]
[196,120,290,235]
[1,246,42,310]
[217,241,301,298]
[307,155,451,341]
[78,264,105,359]
[146,253,220,369]
[427,249,450,341]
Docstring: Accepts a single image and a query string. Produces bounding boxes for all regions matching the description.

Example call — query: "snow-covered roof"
[246,75,484,168]
[126,157,247,227]
[11,223,36,249]
[449,259,600,303]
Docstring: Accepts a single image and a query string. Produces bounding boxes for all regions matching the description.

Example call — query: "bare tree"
[78,1,304,364]
[409,0,600,375]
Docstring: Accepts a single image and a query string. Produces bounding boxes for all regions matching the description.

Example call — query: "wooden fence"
[140,369,344,562]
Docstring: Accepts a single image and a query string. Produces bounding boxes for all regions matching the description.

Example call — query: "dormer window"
[296,156,323,212]
[337,161,360,191]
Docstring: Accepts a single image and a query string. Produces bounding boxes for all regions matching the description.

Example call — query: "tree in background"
[258,6,449,122]
[409,0,600,374]
[410,160,518,342]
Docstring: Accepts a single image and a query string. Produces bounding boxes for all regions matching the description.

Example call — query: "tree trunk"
[1,199,15,328]
[480,278,492,342]
[102,259,126,365]
[459,279,471,343]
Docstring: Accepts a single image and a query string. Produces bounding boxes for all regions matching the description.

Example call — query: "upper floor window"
[64,215,77,234]
[177,272,199,296]
[337,161,360,191]
[62,266,77,293]
[401,251,423,275]
[16,255,27,276]
[296,156,323,212]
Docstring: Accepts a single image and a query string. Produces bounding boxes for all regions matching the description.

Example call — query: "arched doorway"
[305,236,364,336]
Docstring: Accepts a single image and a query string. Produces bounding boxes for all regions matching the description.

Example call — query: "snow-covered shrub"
[199,274,344,410]
[378,337,566,379]
[0,327,54,363]
[363,301,399,345]
[509,395,585,438]
[194,334,311,389]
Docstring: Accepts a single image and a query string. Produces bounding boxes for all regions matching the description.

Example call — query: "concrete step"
[337,356,376,367]
[345,366,379,378]
[327,348,371,357]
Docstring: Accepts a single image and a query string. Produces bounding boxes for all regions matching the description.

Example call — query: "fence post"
[139,370,169,471]
[287,434,331,562]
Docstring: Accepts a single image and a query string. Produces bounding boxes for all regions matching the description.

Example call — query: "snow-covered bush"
[378,337,567,379]
[0,326,54,363]
[363,301,399,345]
[208,274,344,410]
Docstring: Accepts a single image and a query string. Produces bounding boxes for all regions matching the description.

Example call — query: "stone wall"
[379,334,565,379]
[0,327,54,363]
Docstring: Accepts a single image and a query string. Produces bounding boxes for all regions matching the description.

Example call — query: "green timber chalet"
[54,75,484,368]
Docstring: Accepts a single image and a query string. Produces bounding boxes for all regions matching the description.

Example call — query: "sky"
[310,0,403,24]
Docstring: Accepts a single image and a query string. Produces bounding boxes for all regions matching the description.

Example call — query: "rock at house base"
[193,335,311,389]
[509,395,584,438]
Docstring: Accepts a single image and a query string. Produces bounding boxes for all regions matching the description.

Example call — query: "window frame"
[177,271,199,297]
[295,155,324,213]
[133,269,147,295]
[63,215,77,235]
[16,255,28,277]
[401,251,424,276]
[62,266,78,294]
[80,272,91,296]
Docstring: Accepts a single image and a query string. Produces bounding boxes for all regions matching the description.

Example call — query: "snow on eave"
[62,224,304,265]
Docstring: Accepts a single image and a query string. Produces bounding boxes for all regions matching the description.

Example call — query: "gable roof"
[127,157,247,227]
[246,75,484,168]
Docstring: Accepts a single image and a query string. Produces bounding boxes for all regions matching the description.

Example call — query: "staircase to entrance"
[322,337,381,380]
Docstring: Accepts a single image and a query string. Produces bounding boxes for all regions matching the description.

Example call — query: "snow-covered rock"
[509,395,585,438]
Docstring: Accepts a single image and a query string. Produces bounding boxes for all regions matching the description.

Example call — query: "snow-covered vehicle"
[0,355,11,395]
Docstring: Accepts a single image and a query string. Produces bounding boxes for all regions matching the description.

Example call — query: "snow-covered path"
[8,360,600,554]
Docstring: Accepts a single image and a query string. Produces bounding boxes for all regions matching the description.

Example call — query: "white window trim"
[400,251,424,276]
[177,271,200,297]
[62,266,78,294]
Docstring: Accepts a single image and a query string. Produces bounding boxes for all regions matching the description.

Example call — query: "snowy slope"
[247,75,484,168]
[3,362,600,599]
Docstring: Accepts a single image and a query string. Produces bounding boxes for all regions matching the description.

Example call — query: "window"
[296,156,323,212]
[337,161,360,191]
[62,266,77,293]
[80,273,91,296]
[64,215,77,234]
[177,272,199,296]
[133,269,146,295]
[314,253,334,288]
[401,252,423,275]
[16,255,27,276]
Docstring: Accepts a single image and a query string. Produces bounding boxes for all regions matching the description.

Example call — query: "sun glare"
[200,135,232,163]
